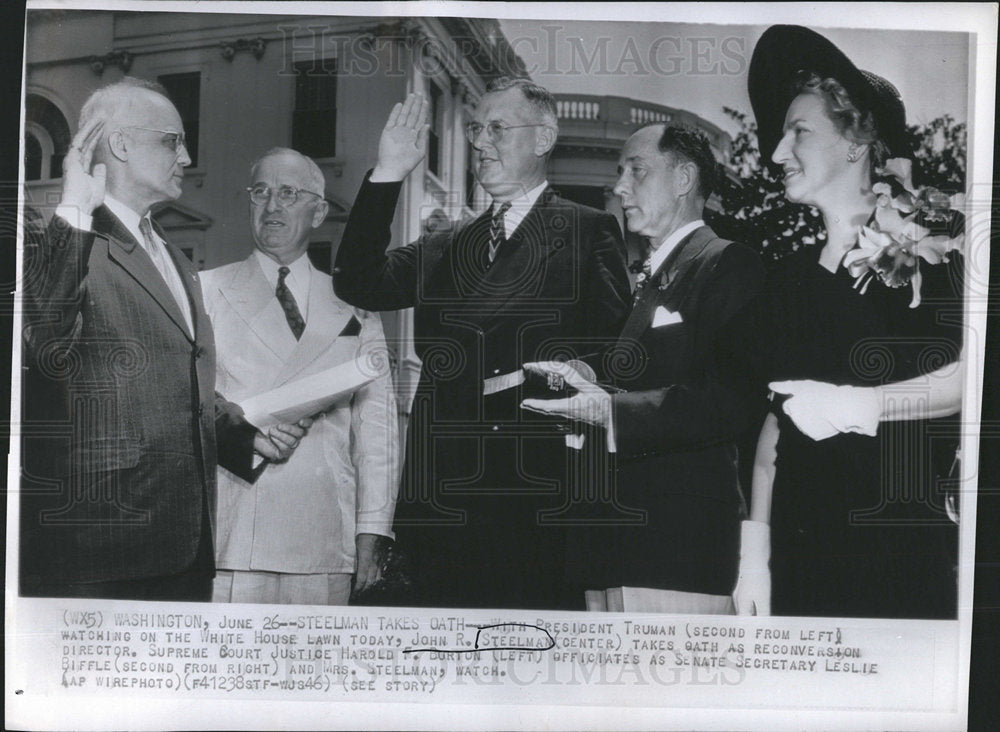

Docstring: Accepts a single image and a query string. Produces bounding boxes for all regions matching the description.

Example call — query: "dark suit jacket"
[334,176,630,414]
[334,175,630,607]
[20,206,256,589]
[569,225,765,593]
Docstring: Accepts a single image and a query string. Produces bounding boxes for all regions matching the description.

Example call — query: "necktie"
[138,217,193,336]
[276,265,305,339]
[487,201,512,263]
[633,256,654,303]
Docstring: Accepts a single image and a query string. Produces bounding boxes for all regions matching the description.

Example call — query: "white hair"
[78,77,171,163]
[250,147,326,197]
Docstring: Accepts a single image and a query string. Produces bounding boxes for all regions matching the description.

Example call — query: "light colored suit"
[200,254,398,576]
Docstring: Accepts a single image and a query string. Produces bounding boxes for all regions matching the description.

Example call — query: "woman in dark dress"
[732,26,965,619]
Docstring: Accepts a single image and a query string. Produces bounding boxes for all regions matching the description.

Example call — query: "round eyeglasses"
[464,121,548,144]
[246,185,324,207]
[120,126,187,153]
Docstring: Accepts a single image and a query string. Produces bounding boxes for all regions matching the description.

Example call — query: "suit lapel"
[617,225,716,343]
[97,206,194,342]
[217,256,297,363]
[157,223,206,341]
[657,225,716,304]
[465,188,565,324]
[273,270,355,386]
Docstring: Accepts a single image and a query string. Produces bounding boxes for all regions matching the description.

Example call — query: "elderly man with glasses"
[334,78,631,609]
[20,77,307,602]
[199,148,399,605]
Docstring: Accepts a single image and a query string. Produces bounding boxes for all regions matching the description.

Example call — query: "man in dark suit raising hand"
[21,77,307,601]
[334,81,631,609]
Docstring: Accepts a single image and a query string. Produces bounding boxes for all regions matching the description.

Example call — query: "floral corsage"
[843,158,964,308]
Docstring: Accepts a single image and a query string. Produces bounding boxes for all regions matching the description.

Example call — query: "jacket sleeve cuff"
[362,169,404,199]
[217,416,259,483]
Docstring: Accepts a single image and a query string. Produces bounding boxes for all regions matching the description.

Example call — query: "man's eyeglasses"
[121,126,187,153]
[464,121,548,144]
[246,185,324,207]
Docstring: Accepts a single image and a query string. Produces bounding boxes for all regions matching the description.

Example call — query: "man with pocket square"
[200,148,399,605]
[523,124,765,613]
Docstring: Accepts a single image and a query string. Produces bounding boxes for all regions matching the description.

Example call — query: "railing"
[629,104,672,125]
[555,94,681,126]
[553,93,730,160]
[556,98,602,121]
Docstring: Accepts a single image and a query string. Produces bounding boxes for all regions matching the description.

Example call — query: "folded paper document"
[238,359,375,428]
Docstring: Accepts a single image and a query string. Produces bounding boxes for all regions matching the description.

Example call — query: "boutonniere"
[633,259,669,293]
[843,157,964,308]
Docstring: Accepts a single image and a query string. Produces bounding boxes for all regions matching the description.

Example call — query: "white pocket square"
[652,306,683,327]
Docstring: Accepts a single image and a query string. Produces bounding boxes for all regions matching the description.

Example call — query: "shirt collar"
[648,219,704,276]
[253,249,312,287]
[493,180,548,238]
[103,194,148,247]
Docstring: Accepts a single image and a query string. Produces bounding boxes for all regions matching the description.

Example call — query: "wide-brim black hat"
[748,25,911,165]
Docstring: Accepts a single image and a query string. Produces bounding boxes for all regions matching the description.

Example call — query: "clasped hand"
[253,417,313,462]
[520,361,611,429]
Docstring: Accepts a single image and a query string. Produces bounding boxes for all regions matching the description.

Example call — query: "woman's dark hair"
[794,71,891,178]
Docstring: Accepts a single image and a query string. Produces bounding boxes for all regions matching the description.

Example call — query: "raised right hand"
[370,92,429,183]
[61,117,107,216]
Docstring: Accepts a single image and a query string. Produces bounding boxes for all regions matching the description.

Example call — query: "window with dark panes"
[292,59,337,159]
[465,139,478,209]
[25,133,43,181]
[307,241,333,275]
[159,72,201,168]
[25,94,70,180]
[427,81,444,178]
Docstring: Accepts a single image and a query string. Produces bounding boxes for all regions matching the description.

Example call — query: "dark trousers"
[25,571,213,602]
[392,427,578,610]
[22,504,216,603]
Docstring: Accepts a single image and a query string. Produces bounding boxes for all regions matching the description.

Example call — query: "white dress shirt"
[648,218,704,275]
[102,194,194,336]
[494,180,548,238]
[254,249,312,323]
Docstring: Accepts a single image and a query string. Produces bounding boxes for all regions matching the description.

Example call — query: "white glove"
[768,380,881,441]
[733,520,771,616]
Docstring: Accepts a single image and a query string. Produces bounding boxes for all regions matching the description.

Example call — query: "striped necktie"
[487,201,512,263]
[276,266,305,340]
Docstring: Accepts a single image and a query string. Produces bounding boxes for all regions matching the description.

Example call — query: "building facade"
[23,9,731,414]
[23,9,526,410]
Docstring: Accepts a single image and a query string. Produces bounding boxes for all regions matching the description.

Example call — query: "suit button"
[493,368,500,375]
[198,404,205,417]
[492,425,499,431]
[194,346,204,359]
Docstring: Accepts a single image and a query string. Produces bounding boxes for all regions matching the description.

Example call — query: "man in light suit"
[201,148,399,605]
[334,82,631,609]
[20,78,305,602]
[524,124,765,613]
